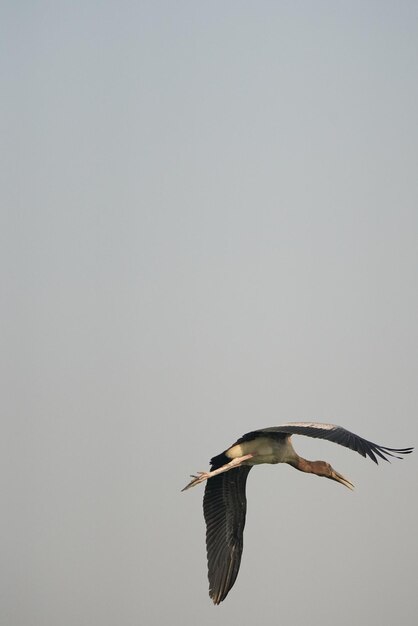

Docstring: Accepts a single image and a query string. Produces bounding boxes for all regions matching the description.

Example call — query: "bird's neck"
[290,457,329,477]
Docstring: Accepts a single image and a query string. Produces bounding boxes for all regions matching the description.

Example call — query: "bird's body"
[226,434,297,465]
[182,422,413,604]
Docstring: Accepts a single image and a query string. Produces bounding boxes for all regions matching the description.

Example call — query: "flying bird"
[182,422,413,604]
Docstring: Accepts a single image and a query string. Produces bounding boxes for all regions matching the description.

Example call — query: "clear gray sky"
[2,2,418,625]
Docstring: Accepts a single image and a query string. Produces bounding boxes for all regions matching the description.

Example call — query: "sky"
[2,2,418,625]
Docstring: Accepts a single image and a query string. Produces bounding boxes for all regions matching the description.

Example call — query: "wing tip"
[210,590,226,605]
[368,445,413,464]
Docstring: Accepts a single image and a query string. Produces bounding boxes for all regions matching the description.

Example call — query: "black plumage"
[203,454,252,604]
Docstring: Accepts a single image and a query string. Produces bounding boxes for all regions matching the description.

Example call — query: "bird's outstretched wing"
[239,422,413,464]
[203,455,252,605]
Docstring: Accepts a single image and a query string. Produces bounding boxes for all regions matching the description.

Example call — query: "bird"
[182,422,413,604]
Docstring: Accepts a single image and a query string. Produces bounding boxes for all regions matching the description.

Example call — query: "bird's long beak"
[330,468,354,490]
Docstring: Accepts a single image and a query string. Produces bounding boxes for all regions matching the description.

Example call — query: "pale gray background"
[2,2,418,625]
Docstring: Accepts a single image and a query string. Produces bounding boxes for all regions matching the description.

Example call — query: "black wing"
[240,422,413,464]
[203,455,252,605]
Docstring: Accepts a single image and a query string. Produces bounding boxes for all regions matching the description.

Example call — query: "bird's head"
[312,460,354,490]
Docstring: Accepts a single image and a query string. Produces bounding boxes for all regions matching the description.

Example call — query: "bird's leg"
[181,453,254,491]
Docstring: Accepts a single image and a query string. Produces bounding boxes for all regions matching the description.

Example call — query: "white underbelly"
[226,436,297,465]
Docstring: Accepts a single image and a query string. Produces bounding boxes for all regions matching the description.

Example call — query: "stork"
[182,422,413,604]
